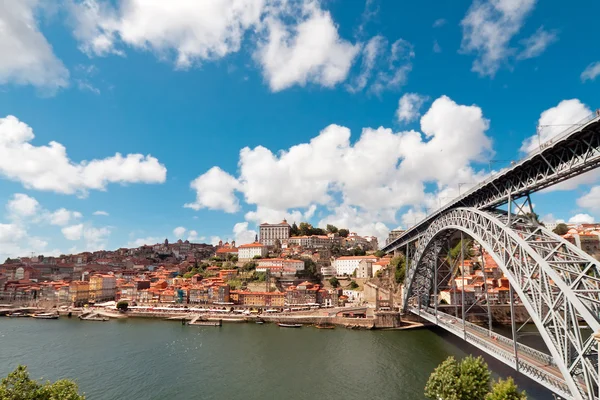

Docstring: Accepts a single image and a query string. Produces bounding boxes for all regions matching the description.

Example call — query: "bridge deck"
[411,306,575,399]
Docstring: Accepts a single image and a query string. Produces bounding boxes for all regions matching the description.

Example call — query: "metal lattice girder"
[384,114,600,253]
[403,207,600,400]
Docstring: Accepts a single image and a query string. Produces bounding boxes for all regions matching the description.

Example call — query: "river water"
[0,318,553,399]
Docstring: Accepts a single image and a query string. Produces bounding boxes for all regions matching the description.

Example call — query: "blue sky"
[0,0,599,259]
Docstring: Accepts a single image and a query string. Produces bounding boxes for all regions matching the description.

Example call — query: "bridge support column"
[461,232,466,341]
[509,283,519,372]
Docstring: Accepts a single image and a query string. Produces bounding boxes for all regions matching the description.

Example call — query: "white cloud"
[83,226,111,250]
[0,115,167,195]
[396,93,429,123]
[49,208,82,226]
[577,186,600,213]
[187,230,205,242]
[433,18,446,28]
[568,213,594,224]
[581,61,600,82]
[127,236,161,248]
[517,26,557,60]
[540,213,564,225]
[460,0,536,76]
[318,205,392,244]
[433,40,441,53]
[173,226,186,238]
[70,0,264,67]
[255,1,360,91]
[520,99,591,153]
[188,95,493,241]
[369,39,414,94]
[93,210,109,216]
[62,224,84,241]
[233,222,257,245]
[185,166,240,213]
[70,0,361,92]
[0,0,69,91]
[7,193,40,218]
[347,35,385,93]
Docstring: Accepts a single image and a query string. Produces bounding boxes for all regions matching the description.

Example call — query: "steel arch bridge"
[384,113,600,399]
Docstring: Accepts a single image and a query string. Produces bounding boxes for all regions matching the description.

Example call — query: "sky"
[0,0,599,260]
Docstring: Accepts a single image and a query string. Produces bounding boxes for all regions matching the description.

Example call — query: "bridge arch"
[403,207,600,400]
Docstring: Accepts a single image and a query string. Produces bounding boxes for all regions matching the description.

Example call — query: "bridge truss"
[403,208,600,399]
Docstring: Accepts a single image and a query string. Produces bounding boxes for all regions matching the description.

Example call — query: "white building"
[256,258,305,272]
[334,256,378,276]
[286,235,331,249]
[238,243,268,261]
[259,220,291,247]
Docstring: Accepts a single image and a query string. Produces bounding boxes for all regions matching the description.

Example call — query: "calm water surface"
[0,318,552,399]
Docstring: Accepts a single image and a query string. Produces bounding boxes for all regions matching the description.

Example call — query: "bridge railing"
[412,307,573,398]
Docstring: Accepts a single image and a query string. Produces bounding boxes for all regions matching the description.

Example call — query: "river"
[0,318,553,399]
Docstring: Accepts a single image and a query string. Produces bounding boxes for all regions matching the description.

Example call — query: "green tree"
[299,222,312,236]
[242,262,257,272]
[329,277,340,288]
[326,224,338,234]
[390,256,406,284]
[553,223,569,236]
[485,377,527,400]
[116,301,129,312]
[338,229,349,238]
[0,365,85,399]
[424,356,491,400]
[291,222,300,236]
[352,247,366,256]
[349,280,359,289]
[374,250,385,258]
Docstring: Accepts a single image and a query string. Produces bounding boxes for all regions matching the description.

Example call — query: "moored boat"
[278,323,302,328]
[315,324,335,329]
[189,319,222,327]
[80,316,109,321]
[32,313,59,319]
[7,312,28,318]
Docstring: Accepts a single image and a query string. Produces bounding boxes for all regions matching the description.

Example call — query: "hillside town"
[1,219,599,312]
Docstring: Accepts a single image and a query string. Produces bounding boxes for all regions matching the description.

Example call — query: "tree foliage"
[338,229,349,238]
[553,223,569,236]
[352,247,366,256]
[485,377,527,400]
[390,256,406,284]
[349,280,359,289]
[116,301,128,311]
[0,365,85,400]
[290,222,299,236]
[425,356,491,400]
[326,224,338,233]
[329,277,340,288]
[242,262,257,272]
[374,250,385,258]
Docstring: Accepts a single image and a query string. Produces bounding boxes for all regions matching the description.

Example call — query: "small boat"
[278,323,302,328]
[315,324,335,329]
[255,320,265,324]
[7,312,28,318]
[32,313,59,319]
[80,316,109,321]
[189,319,222,327]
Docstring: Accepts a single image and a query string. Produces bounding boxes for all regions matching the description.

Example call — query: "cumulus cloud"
[83,226,111,249]
[62,224,84,241]
[173,226,186,238]
[49,208,82,226]
[127,236,161,248]
[347,35,385,93]
[581,61,600,82]
[568,213,594,224]
[517,26,557,60]
[187,95,493,242]
[460,0,536,76]
[0,0,69,92]
[255,1,359,91]
[0,115,167,195]
[7,193,40,218]
[93,210,109,216]
[577,186,600,213]
[433,18,446,28]
[187,230,205,242]
[70,0,362,92]
[396,93,429,123]
[520,99,592,153]
[185,166,240,213]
